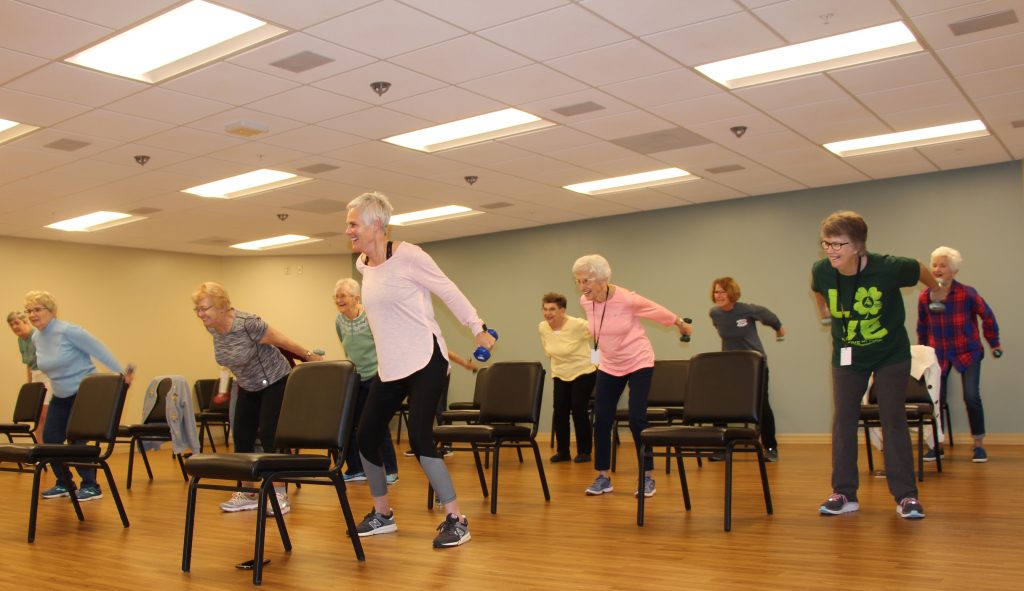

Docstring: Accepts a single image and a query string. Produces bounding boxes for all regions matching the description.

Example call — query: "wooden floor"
[1,438,1021,590]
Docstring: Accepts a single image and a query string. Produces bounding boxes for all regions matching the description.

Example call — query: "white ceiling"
[1,0,1022,256]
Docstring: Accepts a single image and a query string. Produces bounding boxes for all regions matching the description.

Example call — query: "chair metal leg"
[489,441,502,514]
[27,463,45,543]
[329,473,365,561]
[863,422,875,473]
[677,449,691,511]
[470,443,489,498]
[724,447,734,532]
[176,453,189,481]
[126,437,136,490]
[100,460,130,528]
[636,443,647,526]
[530,440,550,501]
[58,463,85,521]
[931,416,943,473]
[138,439,154,481]
[181,478,199,572]
[756,444,773,515]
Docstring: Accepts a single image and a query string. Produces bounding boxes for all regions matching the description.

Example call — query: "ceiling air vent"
[552,101,605,117]
[948,10,1017,36]
[270,51,336,73]
[44,138,91,151]
[297,163,340,174]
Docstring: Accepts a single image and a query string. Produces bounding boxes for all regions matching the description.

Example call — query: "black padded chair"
[181,361,364,585]
[611,359,689,472]
[440,367,489,424]
[117,377,188,488]
[860,375,942,481]
[431,361,549,514]
[0,373,130,542]
[637,351,772,532]
[194,378,231,452]
[0,382,48,472]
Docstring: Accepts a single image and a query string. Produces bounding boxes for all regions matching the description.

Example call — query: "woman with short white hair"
[917,246,1002,463]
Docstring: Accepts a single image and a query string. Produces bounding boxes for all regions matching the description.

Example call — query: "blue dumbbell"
[473,327,499,362]
[678,318,692,343]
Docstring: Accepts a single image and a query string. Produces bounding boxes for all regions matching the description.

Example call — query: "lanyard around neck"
[592,286,610,350]
[834,257,862,345]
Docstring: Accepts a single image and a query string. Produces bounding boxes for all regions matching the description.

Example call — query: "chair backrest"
[146,378,173,423]
[13,382,47,423]
[274,361,359,452]
[647,359,689,407]
[867,375,931,405]
[682,351,765,424]
[193,378,217,411]
[478,362,545,424]
[66,373,128,443]
[471,367,490,406]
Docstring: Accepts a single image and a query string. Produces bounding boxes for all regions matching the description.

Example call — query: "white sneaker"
[267,492,290,516]
[220,492,258,512]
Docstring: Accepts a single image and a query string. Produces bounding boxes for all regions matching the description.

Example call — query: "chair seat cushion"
[615,407,670,422]
[195,411,229,421]
[447,402,478,411]
[185,452,331,481]
[860,404,933,421]
[640,425,757,447]
[118,423,172,437]
[0,443,100,462]
[434,424,532,443]
[0,422,33,433]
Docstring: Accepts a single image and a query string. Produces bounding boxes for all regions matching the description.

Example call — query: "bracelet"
[304,350,313,361]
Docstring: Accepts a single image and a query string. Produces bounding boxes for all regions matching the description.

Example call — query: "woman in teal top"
[335,278,398,483]
[811,211,945,520]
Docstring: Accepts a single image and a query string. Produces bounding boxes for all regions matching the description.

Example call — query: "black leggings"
[358,339,449,463]
[233,376,288,453]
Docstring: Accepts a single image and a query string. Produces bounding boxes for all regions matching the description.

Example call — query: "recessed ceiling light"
[563,168,698,195]
[696,22,921,89]
[383,108,556,152]
[390,206,482,226]
[230,234,322,251]
[64,0,286,83]
[823,120,989,157]
[182,169,312,199]
[45,211,146,232]
[0,118,40,145]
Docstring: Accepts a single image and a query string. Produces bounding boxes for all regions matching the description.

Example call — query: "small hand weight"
[679,317,693,343]
[473,328,498,362]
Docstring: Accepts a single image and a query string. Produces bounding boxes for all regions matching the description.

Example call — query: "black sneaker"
[355,508,397,537]
[897,497,925,519]
[819,492,859,515]
[765,448,779,463]
[550,453,571,463]
[403,449,416,457]
[573,453,591,463]
[708,451,725,462]
[433,513,471,548]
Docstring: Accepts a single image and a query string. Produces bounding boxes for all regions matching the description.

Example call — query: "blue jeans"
[941,359,985,438]
[592,367,654,472]
[42,394,98,489]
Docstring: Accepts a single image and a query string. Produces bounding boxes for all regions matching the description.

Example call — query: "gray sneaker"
[585,475,613,495]
[356,508,397,537]
[634,476,656,498]
[433,513,471,548]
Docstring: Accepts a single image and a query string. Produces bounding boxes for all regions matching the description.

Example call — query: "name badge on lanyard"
[840,347,852,366]
[591,348,600,365]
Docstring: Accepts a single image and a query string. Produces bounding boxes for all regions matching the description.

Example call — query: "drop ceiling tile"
[879,102,980,130]
[857,79,967,115]
[654,178,744,203]
[0,88,90,126]
[601,68,721,108]
[313,61,448,103]
[570,111,674,140]
[18,0,179,28]
[522,89,635,124]
[651,92,761,127]
[0,47,47,84]
[545,40,680,87]
[11,128,118,158]
[649,143,746,170]
[306,0,463,59]
[582,0,744,36]
[323,140,424,167]
[319,107,433,139]
[584,154,674,176]
[0,0,111,59]
[186,107,305,139]
[162,63,299,106]
[911,0,1024,50]
[594,188,689,211]
[548,141,644,167]
[917,135,1011,169]
[104,87,231,125]
[89,142,195,171]
[753,0,902,43]
[734,74,850,111]
[896,0,990,17]
[137,127,247,156]
[8,63,147,107]
[435,141,536,166]
[936,31,1024,75]
[399,0,571,31]
[260,125,366,153]
[459,64,589,105]
[644,12,782,67]
[958,63,1024,99]
[227,33,376,84]
[770,98,888,143]
[52,109,173,142]
[0,146,67,184]
[841,149,938,179]
[753,146,868,182]
[216,0,378,29]
[384,86,505,123]
[478,3,630,61]
[203,141,312,169]
[392,36,532,85]
[973,88,1024,118]
[828,53,947,95]
[247,86,371,123]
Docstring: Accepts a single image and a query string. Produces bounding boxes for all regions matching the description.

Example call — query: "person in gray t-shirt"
[709,277,784,461]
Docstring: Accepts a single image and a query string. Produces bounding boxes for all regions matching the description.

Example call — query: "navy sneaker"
[41,484,70,499]
[75,485,103,502]
[923,448,944,462]
[897,497,926,519]
[972,447,988,463]
[820,492,858,515]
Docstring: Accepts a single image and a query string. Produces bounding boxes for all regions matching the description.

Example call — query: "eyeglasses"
[193,304,215,314]
[25,306,48,314]
[821,241,850,251]
[575,277,599,286]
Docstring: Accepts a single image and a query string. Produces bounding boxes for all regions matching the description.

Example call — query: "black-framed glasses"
[821,240,850,251]
[193,304,214,314]
[25,306,48,314]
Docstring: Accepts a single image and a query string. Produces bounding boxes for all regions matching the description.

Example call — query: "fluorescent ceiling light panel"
[383,108,555,152]
[390,205,482,226]
[823,120,989,157]
[230,234,321,251]
[696,22,921,89]
[45,211,145,232]
[64,0,286,83]
[563,168,698,195]
[0,118,40,145]
[182,169,312,199]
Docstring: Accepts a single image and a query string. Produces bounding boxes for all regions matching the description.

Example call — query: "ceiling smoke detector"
[370,81,391,96]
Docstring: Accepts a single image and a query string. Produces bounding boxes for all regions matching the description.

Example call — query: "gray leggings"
[831,360,917,503]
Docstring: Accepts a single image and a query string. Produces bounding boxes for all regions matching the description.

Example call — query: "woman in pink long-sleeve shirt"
[572,254,692,499]
[345,192,495,549]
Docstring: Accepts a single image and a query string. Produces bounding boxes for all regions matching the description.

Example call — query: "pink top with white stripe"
[580,287,677,377]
